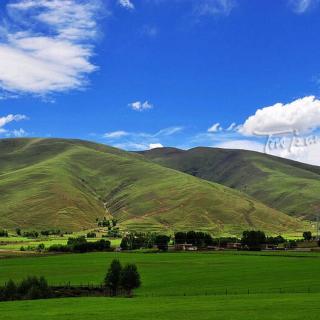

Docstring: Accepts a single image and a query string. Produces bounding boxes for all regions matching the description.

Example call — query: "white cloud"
[118,0,134,10]
[7,128,28,137]
[208,122,222,133]
[0,0,101,97]
[155,127,183,136]
[226,122,237,131]
[195,0,236,16]
[214,134,320,166]
[103,130,129,139]
[288,0,319,13]
[214,140,264,153]
[149,143,164,149]
[240,96,320,136]
[0,114,27,128]
[113,142,147,151]
[128,100,153,111]
[102,126,182,150]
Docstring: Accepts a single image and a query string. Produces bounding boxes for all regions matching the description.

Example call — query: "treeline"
[175,231,214,247]
[15,228,71,238]
[120,233,170,251]
[0,276,51,301]
[48,236,111,253]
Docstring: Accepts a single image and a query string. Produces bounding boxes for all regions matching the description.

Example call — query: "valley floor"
[1,294,320,320]
[1,251,320,319]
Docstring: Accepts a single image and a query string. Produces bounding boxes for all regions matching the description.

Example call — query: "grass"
[2,294,320,320]
[1,251,320,295]
[0,138,303,234]
[1,251,320,319]
[0,235,122,250]
[141,146,320,220]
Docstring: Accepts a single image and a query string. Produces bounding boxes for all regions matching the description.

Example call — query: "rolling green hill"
[140,147,320,220]
[0,138,303,234]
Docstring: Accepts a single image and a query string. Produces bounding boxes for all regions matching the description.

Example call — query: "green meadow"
[1,251,320,319]
[1,251,320,295]
[2,294,320,320]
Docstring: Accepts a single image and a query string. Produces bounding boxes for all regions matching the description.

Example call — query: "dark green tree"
[155,235,170,251]
[303,231,312,241]
[241,230,266,250]
[105,259,122,296]
[3,279,17,300]
[120,264,141,297]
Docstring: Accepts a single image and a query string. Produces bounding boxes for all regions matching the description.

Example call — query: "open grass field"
[1,251,320,295]
[2,294,320,320]
[1,251,320,319]
[0,138,304,234]
[0,236,122,250]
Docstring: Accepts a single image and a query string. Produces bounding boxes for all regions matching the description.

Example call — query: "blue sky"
[1,0,320,165]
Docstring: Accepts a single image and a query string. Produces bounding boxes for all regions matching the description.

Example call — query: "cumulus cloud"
[195,0,236,16]
[288,0,319,13]
[0,0,101,98]
[149,143,164,149]
[128,100,153,111]
[118,0,134,10]
[208,122,222,133]
[240,96,320,136]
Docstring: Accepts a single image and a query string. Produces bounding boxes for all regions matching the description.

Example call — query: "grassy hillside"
[141,147,320,220]
[0,138,303,233]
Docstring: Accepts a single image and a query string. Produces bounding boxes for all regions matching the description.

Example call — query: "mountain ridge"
[0,138,303,234]
[140,146,320,220]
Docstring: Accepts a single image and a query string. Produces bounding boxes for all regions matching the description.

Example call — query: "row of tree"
[48,236,111,253]
[0,276,51,301]
[120,233,171,251]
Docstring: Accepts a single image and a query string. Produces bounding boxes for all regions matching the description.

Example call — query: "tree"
[120,237,129,250]
[155,235,170,251]
[105,259,122,296]
[3,279,17,300]
[303,231,312,241]
[120,264,141,297]
[241,230,266,250]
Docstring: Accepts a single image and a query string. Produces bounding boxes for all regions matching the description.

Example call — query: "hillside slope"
[140,147,320,220]
[0,138,303,234]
